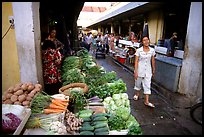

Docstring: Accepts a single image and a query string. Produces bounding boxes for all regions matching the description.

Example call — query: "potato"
[28,92,35,98]
[6,93,13,99]
[13,86,21,92]
[30,89,37,95]
[2,95,7,101]
[35,84,42,90]
[3,99,13,104]
[22,100,30,106]
[18,94,26,102]
[10,94,18,102]
[21,84,28,91]
[26,96,32,101]
[14,101,22,105]
[14,89,24,96]
[27,84,35,92]
[7,86,14,93]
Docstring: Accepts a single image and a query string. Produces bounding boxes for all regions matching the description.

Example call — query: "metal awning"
[86,2,165,28]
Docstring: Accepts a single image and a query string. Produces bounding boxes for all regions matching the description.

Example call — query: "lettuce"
[115,107,131,121]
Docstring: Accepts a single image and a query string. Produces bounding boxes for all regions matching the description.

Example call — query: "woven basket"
[59,83,89,96]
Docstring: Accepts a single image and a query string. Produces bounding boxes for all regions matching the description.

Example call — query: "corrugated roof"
[82,6,107,12]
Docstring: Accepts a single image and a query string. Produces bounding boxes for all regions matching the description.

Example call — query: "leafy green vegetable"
[108,114,128,131]
[61,68,85,86]
[115,107,131,121]
[127,124,143,135]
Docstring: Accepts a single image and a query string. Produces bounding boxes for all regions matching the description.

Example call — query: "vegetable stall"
[2,49,142,135]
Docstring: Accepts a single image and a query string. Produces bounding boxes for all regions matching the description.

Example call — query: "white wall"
[178,2,202,100]
[12,2,41,84]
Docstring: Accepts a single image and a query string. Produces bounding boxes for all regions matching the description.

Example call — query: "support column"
[178,2,202,99]
[12,2,43,85]
[111,23,114,34]
[119,23,121,35]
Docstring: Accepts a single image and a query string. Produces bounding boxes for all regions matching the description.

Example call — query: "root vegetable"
[43,108,65,114]
[22,100,30,106]
[27,85,35,92]
[30,89,37,95]
[14,89,24,96]
[21,84,28,91]
[7,86,14,93]
[10,95,18,102]
[13,86,21,92]
[35,84,42,90]
[28,92,35,98]
[26,96,33,101]
[6,93,13,99]
[18,94,26,102]
[14,101,21,105]
[4,99,13,104]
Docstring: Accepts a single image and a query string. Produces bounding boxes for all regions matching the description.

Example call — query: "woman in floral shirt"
[42,40,63,95]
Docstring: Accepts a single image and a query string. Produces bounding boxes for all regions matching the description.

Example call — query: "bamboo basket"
[59,83,89,96]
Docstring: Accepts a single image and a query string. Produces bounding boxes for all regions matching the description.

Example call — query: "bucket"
[118,56,126,64]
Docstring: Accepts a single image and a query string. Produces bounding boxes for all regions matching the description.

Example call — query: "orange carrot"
[48,103,66,110]
[55,98,69,103]
[52,99,68,107]
[43,108,65,114]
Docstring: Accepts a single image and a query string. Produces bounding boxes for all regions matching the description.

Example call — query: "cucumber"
[80,131,94,135]
[82,117,91,122]
[93,116,107,121]
[94,126,109,133]
[94,131,109,135]
[79,126,94,131]
[94,123,108,129]
[91,113,108,119]
[92,121,108,126]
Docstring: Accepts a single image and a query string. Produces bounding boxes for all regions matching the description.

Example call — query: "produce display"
[78,109,110,135]
[2,49,143,135]
[102,93,142,135]
[2,82,42,107]
[31,92,69,114]
[64,109,83,134]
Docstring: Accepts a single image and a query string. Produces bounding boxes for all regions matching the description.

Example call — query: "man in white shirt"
[85,32,93,51]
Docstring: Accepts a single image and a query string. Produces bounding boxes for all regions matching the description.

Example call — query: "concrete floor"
[93,54,202,135]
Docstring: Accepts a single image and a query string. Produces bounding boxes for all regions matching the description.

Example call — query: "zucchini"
[95,131,109,135]
[93,116,107,121]
[94,126,109,133]
[79,126,94,131]
[80,131,94,135]
[82,121,92,127]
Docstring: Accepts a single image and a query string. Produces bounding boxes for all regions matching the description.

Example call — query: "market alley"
[94,54,202,135]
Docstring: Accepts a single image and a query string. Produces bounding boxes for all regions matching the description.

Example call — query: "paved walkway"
[94,54,202,135]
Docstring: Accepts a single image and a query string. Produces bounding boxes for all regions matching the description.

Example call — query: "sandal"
[133,95,139,101]
[144,102,155,108]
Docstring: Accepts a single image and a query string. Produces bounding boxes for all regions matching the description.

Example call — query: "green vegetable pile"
[61,49,127,100]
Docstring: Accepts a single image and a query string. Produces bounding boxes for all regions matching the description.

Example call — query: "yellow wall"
[2,2,20,93]
[147,9,164,45]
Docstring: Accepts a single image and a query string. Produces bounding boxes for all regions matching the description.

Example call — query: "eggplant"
[87,96,100,101]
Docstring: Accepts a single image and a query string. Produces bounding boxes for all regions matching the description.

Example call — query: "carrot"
[48,103,66,110]
[52,99,68,107]
[54,98,69,103]
[43,108,65,114]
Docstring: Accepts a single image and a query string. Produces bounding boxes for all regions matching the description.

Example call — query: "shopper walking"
[133,36,156,108]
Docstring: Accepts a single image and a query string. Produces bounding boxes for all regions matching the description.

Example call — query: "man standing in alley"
[85,32,93,52]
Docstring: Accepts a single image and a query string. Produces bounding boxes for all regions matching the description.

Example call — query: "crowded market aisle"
[94,54,202,135]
